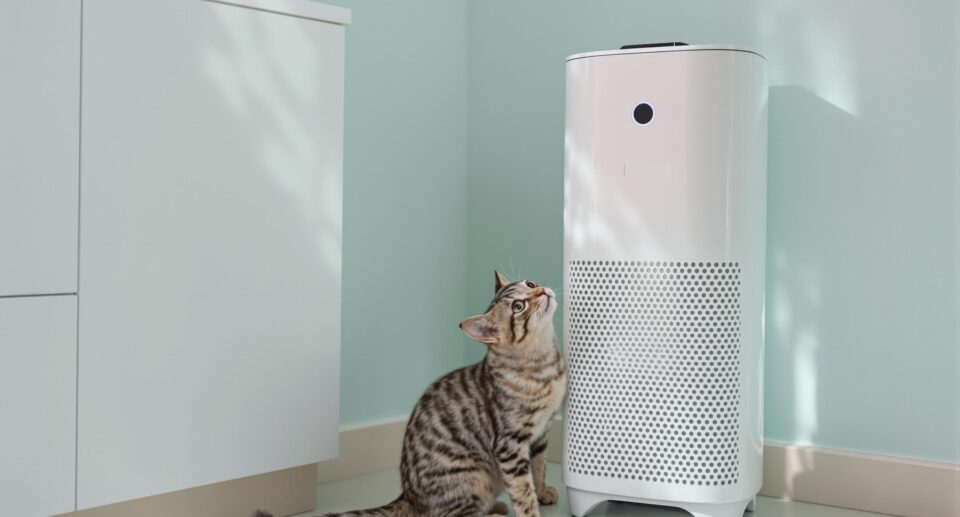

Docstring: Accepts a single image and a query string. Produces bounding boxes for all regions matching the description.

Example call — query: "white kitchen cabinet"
[0,1,80,296]
[0,296,77,517]
[77,0,347,509]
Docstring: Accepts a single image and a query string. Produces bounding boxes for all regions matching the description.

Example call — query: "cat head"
[459,271,556,348]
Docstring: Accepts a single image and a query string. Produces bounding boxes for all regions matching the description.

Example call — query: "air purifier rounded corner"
[562,47,768,517]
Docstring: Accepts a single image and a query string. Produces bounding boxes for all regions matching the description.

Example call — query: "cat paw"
[537,486,559,505]
[490,501,509,514]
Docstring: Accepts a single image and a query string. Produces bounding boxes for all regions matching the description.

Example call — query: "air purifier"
[562,44,768,517]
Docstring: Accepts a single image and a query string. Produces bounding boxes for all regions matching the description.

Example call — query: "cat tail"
[316,497,414,517]
[253,495,414,517]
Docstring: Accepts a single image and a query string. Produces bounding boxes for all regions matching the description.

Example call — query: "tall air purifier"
[562,44,767,517]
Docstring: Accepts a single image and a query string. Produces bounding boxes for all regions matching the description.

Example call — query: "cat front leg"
[530,435,558,505]
[495,439,540,517]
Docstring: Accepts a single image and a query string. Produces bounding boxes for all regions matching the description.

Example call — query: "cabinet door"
[78,0,343,509]
[0,1,80,296]
[0,296,77,516]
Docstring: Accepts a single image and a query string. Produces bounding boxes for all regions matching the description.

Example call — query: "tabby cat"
[256,272,566,517]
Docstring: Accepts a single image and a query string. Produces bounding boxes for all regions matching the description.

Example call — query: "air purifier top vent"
[566,44,765,62]
[619,42,689,50]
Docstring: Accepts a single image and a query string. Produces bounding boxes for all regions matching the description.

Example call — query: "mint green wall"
[333,0,960,464]
[334,0,470,427]
[466,0,959,463]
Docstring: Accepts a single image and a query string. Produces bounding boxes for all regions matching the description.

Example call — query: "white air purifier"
[562,44,768,517]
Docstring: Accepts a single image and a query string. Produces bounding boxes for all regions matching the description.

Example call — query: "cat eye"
[512,301,525,313]
[526,281,536,288]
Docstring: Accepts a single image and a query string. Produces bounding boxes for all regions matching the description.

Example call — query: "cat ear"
[494,271,509,292]
[460,315,500,344]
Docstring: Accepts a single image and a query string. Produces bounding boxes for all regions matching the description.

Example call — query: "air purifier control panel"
[633,102,654,125]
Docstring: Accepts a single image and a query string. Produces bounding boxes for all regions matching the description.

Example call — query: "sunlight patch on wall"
[793,331,819,445]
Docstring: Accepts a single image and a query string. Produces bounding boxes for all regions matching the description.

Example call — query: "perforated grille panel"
[566,260,742,486]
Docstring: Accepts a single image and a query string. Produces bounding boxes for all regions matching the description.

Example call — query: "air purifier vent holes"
[565,260,742,486]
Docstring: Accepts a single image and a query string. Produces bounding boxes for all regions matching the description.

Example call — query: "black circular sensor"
[633,103,654,125]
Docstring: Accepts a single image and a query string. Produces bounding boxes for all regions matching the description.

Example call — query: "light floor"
[300,464,889,517]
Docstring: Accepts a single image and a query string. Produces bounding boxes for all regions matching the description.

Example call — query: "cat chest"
[529,372,567,436]
[543,372,566,413]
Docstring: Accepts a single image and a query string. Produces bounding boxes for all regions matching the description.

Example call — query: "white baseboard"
[320,417,960,517]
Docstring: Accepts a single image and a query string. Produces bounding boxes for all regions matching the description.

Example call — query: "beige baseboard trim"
[317,417,408,484]
[760,441,960,517]
[56,464,316,517]
[322,417,959,517]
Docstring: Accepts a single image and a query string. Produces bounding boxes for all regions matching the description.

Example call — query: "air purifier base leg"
[683,498,754,517]
[566,487,754,517]
[746,496,757,512]
[567,487,607,517]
